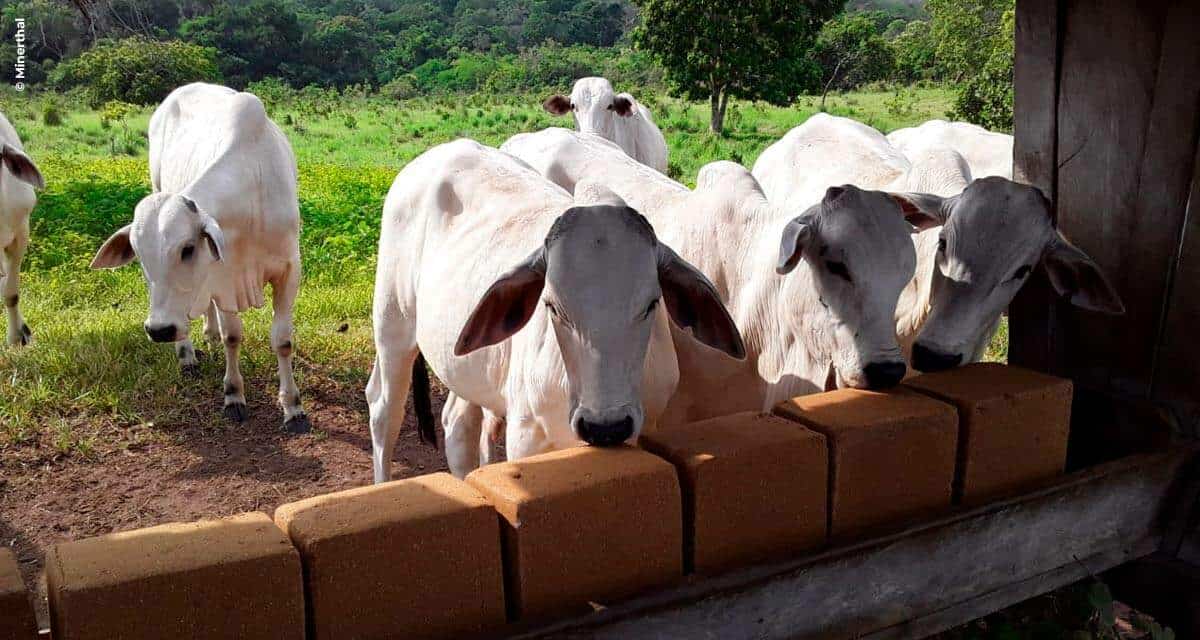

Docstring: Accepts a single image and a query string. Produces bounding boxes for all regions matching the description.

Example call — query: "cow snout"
[576,415,635,447]
[144,322,180,343]
[864,360,907,389]
[912,343,963,373]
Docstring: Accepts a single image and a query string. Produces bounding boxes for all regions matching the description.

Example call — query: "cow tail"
[412,352,437,449]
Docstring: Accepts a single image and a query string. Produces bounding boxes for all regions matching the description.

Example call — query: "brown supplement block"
[641,412,828,574]
[45,512,303,640]
[774,389,958,540]
[274,472,506,640]
[1,547,37,640]
[903,362,1073,505]
[466,445,682,621]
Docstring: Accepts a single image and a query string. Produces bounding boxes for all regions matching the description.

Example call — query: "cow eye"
[1011,264,1033,281]
[181,244,195,261]
[825,261,852,283]
[642,299,659,319]
[937,238,947,253]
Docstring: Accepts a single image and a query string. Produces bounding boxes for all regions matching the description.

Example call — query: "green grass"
[0,84,968,452]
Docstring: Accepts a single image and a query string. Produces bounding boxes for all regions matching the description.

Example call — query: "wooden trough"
[511,448,1193,639]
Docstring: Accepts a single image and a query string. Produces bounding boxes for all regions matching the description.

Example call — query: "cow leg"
[271,267,308,434]
[505,416,554,462]
[2,235,30,346]
[218,309,247,423]
[366,305,417,484]
[480,410,505,466]
[442,393,483,479]
[202,301,220,344]
[176,337,200,375]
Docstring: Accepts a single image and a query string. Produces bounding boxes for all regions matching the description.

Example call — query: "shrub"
[42,102,63,126]
[50,37,221,108]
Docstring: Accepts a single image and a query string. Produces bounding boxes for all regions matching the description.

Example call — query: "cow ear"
[1042,233,1125,314]
[454,248,547,356]
[658,244,745,359]
[543,95,572,116]
[890,192,950,231]
[1,144,44,190]
[609,95,634,117]
[199,215,226,262]
[777,216,816,275]
[91,225,136,269]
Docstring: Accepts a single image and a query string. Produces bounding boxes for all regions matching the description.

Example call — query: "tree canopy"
[633,0,843,133]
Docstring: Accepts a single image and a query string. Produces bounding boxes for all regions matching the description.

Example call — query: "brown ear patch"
[610,96,634,117]
[543,95,573,116]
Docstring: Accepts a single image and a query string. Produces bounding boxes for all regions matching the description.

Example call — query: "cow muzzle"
[144,322,182,343]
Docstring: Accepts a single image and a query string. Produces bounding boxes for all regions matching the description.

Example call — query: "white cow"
[543,77,669,174]
[503,128,932,430]
[367,139,743,482]
[887,119,1014,180]
[756,114,1123,372]
[91,83,309,432]
[0,111,45,346]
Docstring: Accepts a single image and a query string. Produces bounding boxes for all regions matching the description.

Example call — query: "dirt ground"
[0,367,453,628]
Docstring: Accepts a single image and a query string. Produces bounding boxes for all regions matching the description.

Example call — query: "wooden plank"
[1055,0,1193,397]
[1008,0,1062,373]
[1153,143,1200,436]
[511,449,1193,640]
[865,539,1158,640]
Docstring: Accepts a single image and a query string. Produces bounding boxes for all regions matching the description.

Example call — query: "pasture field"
[0,84,1006,621]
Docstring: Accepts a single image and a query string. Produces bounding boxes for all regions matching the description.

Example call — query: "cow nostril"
[577,416,634,447]
[912,343,963,373]
[864,361,906,389]
[145,324,178,343]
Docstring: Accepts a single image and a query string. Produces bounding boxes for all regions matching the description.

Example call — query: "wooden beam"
[510,449,1193,640]
[1009,0,1062,373]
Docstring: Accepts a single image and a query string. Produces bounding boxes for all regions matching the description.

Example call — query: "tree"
[177,0,306,88]
[948,7,1013,131]
[809,12,894,110]
[49,36,220,106]
[889,18,936,83]
[925,0,1010,81]
[633,0,843,134]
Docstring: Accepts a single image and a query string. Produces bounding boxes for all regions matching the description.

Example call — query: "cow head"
[897,177,1124,372]
[454,204,744,447]
[90,193,227,343]
[778,184,932,390]
[543,77,636,140]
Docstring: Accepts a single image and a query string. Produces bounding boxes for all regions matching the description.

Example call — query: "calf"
[543,77,669,174]
[754,114,1122,372]
[91,83,308,432]
[368,139,742,481]
[0,111,45,346]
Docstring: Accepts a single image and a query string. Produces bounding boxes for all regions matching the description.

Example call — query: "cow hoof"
[284,413,311,434]
[224,402,248,423]
[18,324,31,346]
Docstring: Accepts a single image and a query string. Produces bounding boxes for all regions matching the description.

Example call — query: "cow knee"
[5,294,17,308]
[276,340,292,358]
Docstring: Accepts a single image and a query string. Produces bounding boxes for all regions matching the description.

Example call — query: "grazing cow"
[503,128,931,429]
[368,139,743,481]
[0,111,45,346]
[542,77,669,174]
[755,114,1123,372]
[91,83,308,432]
[887,119,1015,180]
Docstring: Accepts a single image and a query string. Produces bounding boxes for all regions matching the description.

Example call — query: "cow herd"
[0,78,1125,484]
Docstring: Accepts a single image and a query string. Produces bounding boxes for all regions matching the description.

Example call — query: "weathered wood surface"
[1008,0,1062,375]
[512,449,1192,640]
